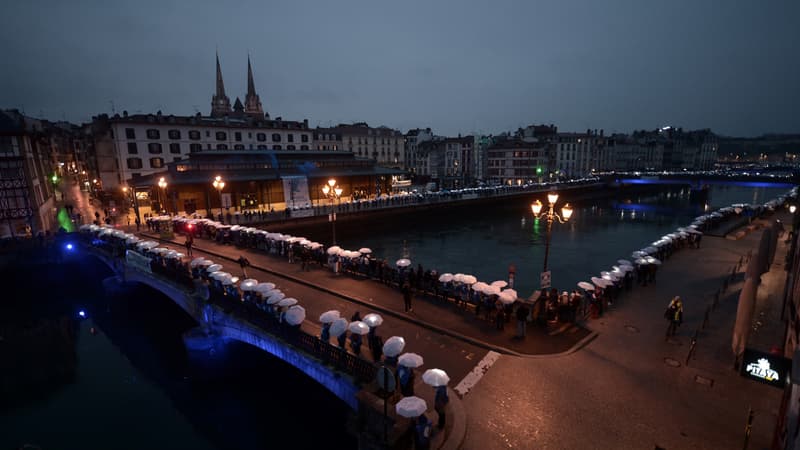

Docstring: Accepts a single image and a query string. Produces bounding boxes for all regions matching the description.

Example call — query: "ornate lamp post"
[157,177,168,214]
[212,175,226,216]
[122,185,141,224]
[321,178,343,245]
[530,192,574,274]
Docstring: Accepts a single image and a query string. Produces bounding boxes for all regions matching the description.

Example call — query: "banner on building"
[281,176,311,210]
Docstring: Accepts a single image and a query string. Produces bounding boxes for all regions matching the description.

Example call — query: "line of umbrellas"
[395,369,451,418]
[573,190,797,293]
[325,245,414,269]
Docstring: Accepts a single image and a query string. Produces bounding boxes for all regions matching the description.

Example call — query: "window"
[301,134,309,143]
[127,143,138,154]
[216,144,228,150]
[257,144,268,149]
[273,145,281,150]
[168,129,181,139]
[150,157,164,168]
[125,128,136,139]
[205,130,210,137]
[126,158,142,169]
[169,143,181,154]
[248,132,252,138]
[216,131,227,141]
[146,129,160,139]
[286,145,296,150]
[189,143,202,153]
[272,133,281,142]
[257,133,266,142]
[234,132,242,142]
[148,143,163,154]
[234,144,245,150]
[189,130,201,140]
[287,134,294,143]
[300,145,309,150]
[173,157,182,162]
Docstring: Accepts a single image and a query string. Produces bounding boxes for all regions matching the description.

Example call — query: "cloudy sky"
[1,0,797,136]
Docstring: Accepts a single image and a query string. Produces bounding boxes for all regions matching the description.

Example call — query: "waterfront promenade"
[461,212,789,449]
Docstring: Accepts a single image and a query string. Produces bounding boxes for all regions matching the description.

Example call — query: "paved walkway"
[460,212,789,449]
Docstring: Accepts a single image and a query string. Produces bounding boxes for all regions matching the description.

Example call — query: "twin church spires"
[210,53,265,118]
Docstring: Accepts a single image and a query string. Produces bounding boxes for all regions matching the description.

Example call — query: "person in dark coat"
[414,414,432,450]
[515,302,530,338]
[434,385,449,429]
[350,331,363,355]
[398,364,415,397]
[237,255,250,278]
[402,282,413,312]
[370,334,383,362]
[337,331,347,349]
[320,322,331,343]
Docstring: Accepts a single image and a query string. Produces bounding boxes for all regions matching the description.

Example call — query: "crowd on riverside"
[135,187,797,343]
[78,223,454,446]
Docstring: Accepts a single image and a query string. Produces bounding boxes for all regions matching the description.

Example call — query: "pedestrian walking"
[402,282,413,312]
[237,255,251,278]
[135,216,141,231]
[398,364,415,397]
[350,332,362,356]
[185,233,194,257]
[434,385,449,429]
[664,296,684,338]
[515,302,530,338]
[414,414,433,450]
[495,299,505,330]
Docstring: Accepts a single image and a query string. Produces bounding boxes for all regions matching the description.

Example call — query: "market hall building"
[127,149,406,218]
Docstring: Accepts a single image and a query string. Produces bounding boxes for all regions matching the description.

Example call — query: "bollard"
[686,329,699,366]
[743,406,754,450]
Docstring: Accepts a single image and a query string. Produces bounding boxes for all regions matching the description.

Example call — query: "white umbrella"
[617,259,632,266]
[222,276,239,286]
[327,245,342,255]
[439,273,454,283]
[363,313,384,327]
[484,285,501,296]
[462,275,477,285]
[277,297,298,307]
[498,290,517,305]
[284,305,306,325]
[396,258,411,268]
[577,281,595,291]
[395,396,427,418]
[207,264,223,273]
[422,368,450,387]
[210,271,231,280]
[453,273,465,283]
[635,258,649,265]
[319,310,341,323]
[471,282,490,293]
[631,251,645,259]
[645,256,662,265]
[349,321,370,335]
[491,280,508,289]
[358,247,372,254]
[383,336,406,357]
[591,276,611,288]
[254,282,276,293]
[330,318,349,337]
[240,279,259,291]
[266,291,285,305]
[398,353,424,368]
[190,257,206,268]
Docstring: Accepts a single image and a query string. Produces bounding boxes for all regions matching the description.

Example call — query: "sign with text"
[740,348,791,389]
[540,271,551,289]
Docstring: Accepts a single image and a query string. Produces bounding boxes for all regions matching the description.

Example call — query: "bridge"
[602,172,797,190]
[81,236,376,411]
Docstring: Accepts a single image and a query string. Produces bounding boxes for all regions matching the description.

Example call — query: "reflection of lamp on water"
[322,178,343,245]
[530,192,574,274]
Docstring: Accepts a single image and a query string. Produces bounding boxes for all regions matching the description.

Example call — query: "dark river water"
[0,183,790,450]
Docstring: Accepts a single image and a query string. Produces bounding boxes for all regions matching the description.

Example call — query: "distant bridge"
[85,243,374,411]
[602,172,797,190]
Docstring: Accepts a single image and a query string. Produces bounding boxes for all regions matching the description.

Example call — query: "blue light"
[78,310,86,318]
[65,243,74,250]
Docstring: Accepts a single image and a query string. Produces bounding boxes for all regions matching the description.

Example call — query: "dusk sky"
[1,0,797,137]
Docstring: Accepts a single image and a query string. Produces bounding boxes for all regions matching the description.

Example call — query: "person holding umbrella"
[665,296,683,338]
[423,369,450,430]
[414,414,433,450]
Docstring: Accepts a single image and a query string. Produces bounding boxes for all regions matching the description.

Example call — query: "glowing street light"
[212,175,226,216]
[321,178,343,245]
[157,177,168,214]
[530,192,574,276]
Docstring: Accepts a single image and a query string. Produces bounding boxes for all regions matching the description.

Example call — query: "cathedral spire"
[211,52,232,117]
[244,55,264,117]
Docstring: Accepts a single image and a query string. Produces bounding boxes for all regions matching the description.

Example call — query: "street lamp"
[530,192,574,275]
[158,177,168,214]
[212,175,226,216]
[321,178,343,245]
[122,185,141,224]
